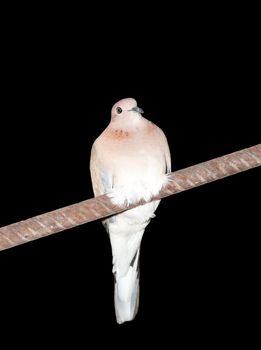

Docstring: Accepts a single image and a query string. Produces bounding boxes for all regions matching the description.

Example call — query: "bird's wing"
[165,141,171,174]
[90,141,113,196]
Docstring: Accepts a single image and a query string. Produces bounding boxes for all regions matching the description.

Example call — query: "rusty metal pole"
[0,144,260,251]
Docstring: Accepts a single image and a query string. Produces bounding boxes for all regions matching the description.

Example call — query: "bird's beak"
[131,106,144,114]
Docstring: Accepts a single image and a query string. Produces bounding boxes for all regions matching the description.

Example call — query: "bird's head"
[111,98,144,121]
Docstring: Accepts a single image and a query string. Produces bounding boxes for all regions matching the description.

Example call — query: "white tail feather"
[114,249,140,324]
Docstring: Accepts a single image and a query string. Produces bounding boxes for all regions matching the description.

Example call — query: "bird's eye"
[116,107,122,114]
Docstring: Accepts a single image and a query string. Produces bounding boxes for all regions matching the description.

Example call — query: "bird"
[90,98,171,324]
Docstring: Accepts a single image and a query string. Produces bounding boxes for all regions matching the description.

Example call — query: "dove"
[90,98,171,324]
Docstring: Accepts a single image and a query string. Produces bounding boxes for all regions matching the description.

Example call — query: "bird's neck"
[110,114,145,132]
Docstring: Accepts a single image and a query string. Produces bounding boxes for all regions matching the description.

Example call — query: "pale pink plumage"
[90,98,171,324]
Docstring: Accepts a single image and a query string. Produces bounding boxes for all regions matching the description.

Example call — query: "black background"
[0,4,260,346]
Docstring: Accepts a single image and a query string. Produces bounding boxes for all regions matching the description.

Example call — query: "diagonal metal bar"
[0,144,260,251]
